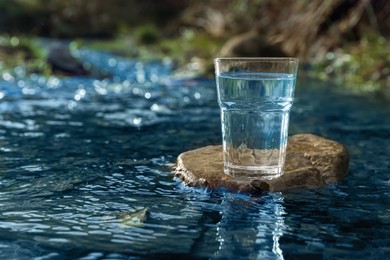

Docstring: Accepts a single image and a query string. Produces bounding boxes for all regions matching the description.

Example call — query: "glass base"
[224,164,283,181]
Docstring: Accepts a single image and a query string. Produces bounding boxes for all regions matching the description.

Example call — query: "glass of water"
[214,57,299,180]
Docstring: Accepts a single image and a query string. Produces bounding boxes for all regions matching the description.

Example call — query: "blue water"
[0,48,389,259]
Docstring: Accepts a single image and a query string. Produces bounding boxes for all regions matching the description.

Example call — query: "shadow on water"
[0,46,389,259]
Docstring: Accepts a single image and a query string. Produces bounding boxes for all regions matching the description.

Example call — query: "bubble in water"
[30,73,39,81]
[108,58,117,67]
[136,71,145,83]
[144,92,151,99]
[22,87,36,95]
[95,86,107,95]
[122,80,130,88]
[47,77,61,88]
[74,89,86,101]
[2,73,14,81]
[68,100,77,109]
[194,92,201,100]
[132,117,142,126]
[17,80,26,88]
[14,66,26,77]
[150,103,172,114]
[150,103,159,110]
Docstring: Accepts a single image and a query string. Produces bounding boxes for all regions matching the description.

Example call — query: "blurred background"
[0,0,389,95]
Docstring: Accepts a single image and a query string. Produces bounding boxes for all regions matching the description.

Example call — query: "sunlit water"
[0,48,389,259]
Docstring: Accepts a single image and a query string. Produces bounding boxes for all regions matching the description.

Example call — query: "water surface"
[0,49,389,259]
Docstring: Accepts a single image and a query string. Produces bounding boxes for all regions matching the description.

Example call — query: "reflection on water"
[215,193,286,259]
[0,46,389,258]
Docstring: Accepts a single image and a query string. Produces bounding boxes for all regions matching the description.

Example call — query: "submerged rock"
[102,208,149,228]
[47,42,88,76]
[118,208,149,228]
[175,134,349,192]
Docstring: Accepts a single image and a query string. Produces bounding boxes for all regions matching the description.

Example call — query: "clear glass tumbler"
[214,57,299,180]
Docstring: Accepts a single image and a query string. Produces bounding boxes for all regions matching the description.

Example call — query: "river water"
[0,48,389,259]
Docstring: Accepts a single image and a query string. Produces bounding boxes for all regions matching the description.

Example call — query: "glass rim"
[214,57,299,62]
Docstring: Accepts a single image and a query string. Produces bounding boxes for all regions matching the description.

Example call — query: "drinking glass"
[214,57,299,180]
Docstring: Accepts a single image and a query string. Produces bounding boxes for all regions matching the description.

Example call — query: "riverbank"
[1,1,389,95]
[1,32,389,98]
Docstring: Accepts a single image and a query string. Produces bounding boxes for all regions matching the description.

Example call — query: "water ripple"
[0,49,389,258]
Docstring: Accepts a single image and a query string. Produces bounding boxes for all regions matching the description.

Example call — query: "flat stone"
[174,134,349,193]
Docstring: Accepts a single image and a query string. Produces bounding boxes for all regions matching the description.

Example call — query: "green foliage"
[312,34,390,93]
[133,24,160,45]
[79,36,137,58]
[159,28,223,64]
[0,35,49,74]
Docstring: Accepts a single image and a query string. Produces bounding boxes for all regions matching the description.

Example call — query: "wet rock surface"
[175,134,349,192]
